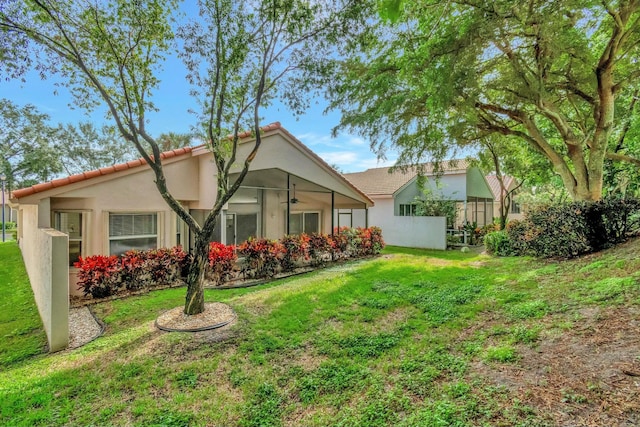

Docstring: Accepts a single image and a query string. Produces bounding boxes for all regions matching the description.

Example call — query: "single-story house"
[11,122,373,296]
[485,175,524,223]
[340,160,495,248]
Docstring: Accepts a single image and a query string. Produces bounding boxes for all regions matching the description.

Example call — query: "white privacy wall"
[379,216,447,250]
[359,198,447,249]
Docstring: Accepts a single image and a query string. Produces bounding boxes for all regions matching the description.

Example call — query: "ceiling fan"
[282,184,303,204]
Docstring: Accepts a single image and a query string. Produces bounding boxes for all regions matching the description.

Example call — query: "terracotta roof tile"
[99,166,115,175]
[67,174,85,184]
[51,177,69,188]
[343,160,470,196]
[12,146,194,199]
[83,170,101,179]
[113,162,129,172]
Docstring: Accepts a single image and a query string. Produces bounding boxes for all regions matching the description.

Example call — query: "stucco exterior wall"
[394,174,468,215]
[46,159,198,257]
[383,216,447,250]
[19,204,69,351]
[363,197,446,249]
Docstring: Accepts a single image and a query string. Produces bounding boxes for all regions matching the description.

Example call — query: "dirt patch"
[470,306,640,426]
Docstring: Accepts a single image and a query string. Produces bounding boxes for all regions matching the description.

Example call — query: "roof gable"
[11,122,373,206]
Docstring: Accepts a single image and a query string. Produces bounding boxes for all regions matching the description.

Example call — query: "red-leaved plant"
[237,237,285,279]
[75,246,189,299]
[208,241,237,286]
[280,234,310,271]
[74,255,122,298]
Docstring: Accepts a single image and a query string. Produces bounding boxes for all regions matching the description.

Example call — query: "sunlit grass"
[0,242,47,367]
[1,240,639,426]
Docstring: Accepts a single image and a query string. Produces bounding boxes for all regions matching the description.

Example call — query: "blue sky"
[3,54,397,174]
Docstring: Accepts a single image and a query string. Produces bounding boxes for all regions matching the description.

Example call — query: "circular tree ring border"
[155,303,237,333]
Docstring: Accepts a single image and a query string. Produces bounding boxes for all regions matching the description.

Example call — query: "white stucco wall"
[19,205,69,351]
[363,197,446,249]
[381,216,447,250]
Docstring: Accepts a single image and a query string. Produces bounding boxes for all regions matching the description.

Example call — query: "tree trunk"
[184,235,209,315]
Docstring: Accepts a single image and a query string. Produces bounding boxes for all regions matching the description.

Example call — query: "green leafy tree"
[57,122,139,175]
[1,0,363,315]
[0,98,63,191]
[329,0,640,201]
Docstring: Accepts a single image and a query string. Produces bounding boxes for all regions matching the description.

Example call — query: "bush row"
[484,198,640,258]
[75,246,190,298]
[76,227,385,297]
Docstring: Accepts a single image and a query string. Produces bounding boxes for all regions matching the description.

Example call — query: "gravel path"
[68,307,103,349]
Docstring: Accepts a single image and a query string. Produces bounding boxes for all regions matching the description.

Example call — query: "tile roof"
[10,122,373,206]
[485,175,515,200]
[343,159,470,196]
[11,147,194,199]
[11,123,288,200]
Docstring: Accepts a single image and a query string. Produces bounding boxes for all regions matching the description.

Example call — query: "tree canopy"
[328,0,640,201]
[0,98,136,191]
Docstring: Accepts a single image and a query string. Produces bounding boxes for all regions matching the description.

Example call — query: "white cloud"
[298,131,368,149]
[317,151,397,173]
[297,132,335,147]
[355,157,397,170]
[318,151,359,165]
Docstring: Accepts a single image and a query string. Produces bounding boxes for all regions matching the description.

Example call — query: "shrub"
[237,238,285,279]
[208,242,237,285]
[483,230,513,256]
[0,221,16,230]
[121,247,189,291]
[307,233,332,266]
[330,227,350,259]
[355,226,385,255]
[505,198,640,258]
[279,234,310,271]
[505,220,530,255]
[521,204,592,258]
[75,246,189,298]
[75,255,122,298]
[477,223,499,242]
[597,197,640,245]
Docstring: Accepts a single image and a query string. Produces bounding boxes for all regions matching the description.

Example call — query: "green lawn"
[1,241,639,426]
[0,242,47,367]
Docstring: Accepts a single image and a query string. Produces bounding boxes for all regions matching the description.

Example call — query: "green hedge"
[502,198,640,259]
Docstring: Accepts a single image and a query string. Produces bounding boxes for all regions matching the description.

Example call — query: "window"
[510,199,521,214]
[109,213,157,256]
[289,212,320,235]
[54,211,84,267]
[399,204,417,216]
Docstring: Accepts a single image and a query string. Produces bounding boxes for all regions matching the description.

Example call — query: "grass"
[1,240,639,426]
[0,242,47,367]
